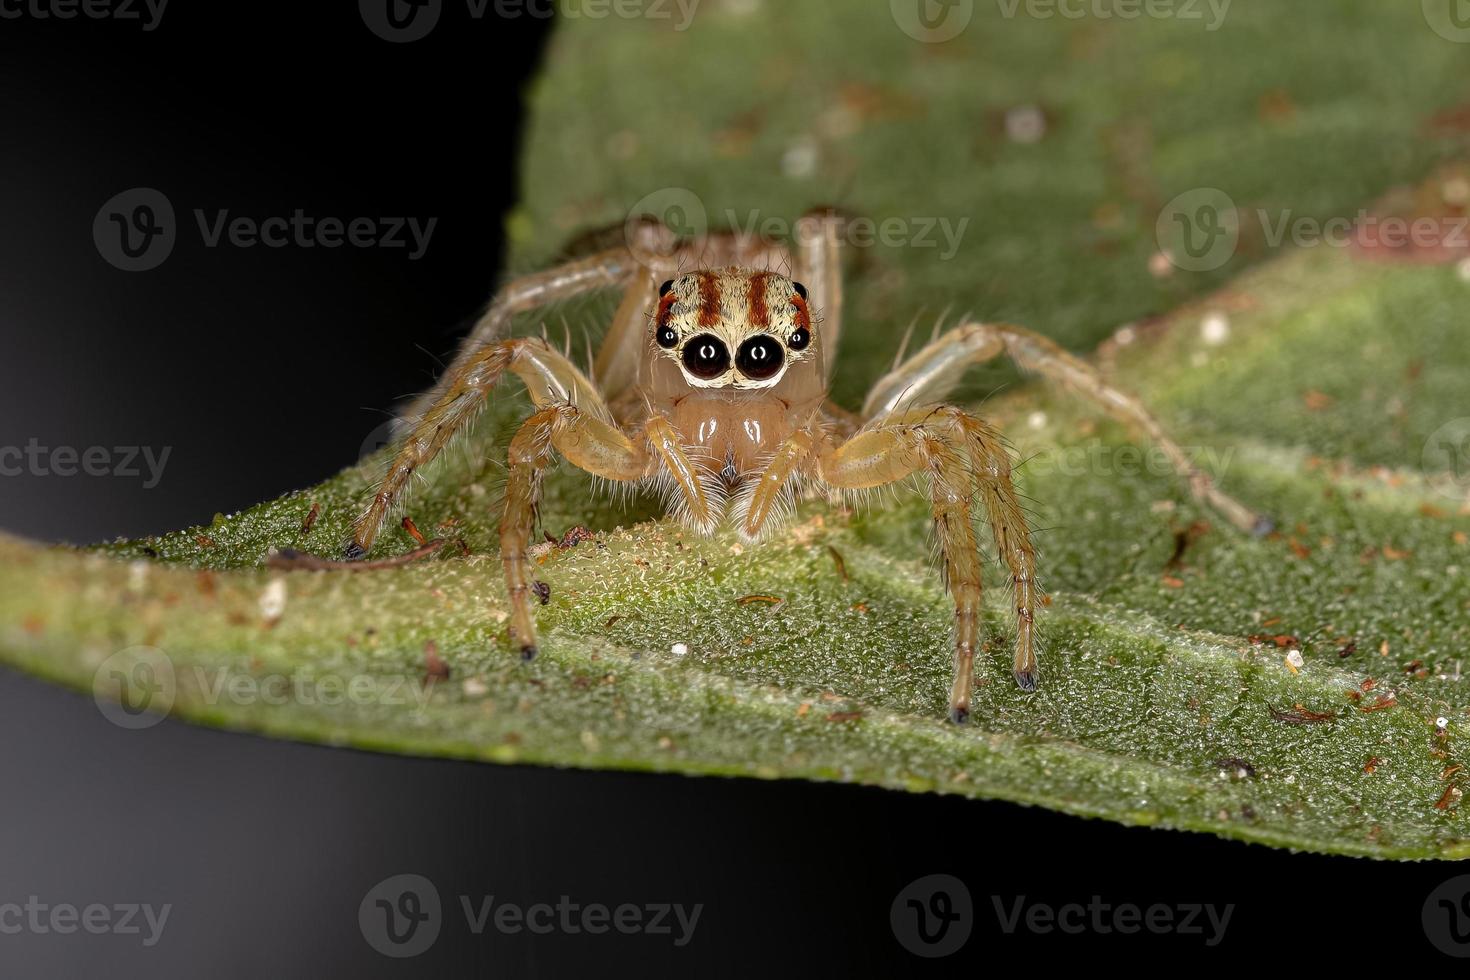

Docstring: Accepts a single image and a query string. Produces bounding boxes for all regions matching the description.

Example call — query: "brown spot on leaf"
[423,641,449,685]
[825,710,864,723]
[1269,704,1337,725]
[1302,390,1334,411]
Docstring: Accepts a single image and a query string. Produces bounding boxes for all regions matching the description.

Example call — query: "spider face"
[652,270,814,390]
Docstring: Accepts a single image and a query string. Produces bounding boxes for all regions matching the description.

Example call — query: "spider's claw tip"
[341,541,367,561]
[1013,668,1038,692]
[520,644,539,662]
[1250,515,1276,538]
[947,705,970,725]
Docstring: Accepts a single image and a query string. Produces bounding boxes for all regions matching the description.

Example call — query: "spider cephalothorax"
[650,271,818,391]
[345,209,1268,723]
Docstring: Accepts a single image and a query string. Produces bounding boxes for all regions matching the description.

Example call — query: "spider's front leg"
[863,320,1273,535]
[499,404,651,659]
[402,242,649,422]
[348,329,714,659]
[346,336,610,558]
[808,407,1041,723]
[500,405,718,658]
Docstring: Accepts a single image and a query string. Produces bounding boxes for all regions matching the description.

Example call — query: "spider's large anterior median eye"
[735,335,785,380]
[681,334,730,379]
[787,326,811,351]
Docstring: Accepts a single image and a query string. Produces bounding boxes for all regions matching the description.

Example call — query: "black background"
[0,4,1464,975]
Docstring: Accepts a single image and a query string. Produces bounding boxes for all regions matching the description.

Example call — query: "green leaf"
[5,4,1470,859]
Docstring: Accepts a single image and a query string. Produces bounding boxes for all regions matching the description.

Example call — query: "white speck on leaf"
[1201,311,1231,346]
[1005,105,1046,144]
[259,578,288,622]
[782,136,818,178]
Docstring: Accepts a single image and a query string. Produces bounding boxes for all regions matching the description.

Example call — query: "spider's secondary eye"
[787,327,811,351]
[656,325,679,349]
[791,281,809,300]
[736,335,785,380]
[681,333,730,379]
[659,279,676,297]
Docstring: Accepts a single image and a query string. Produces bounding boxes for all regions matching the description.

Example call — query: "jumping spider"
[345,209,1268,723]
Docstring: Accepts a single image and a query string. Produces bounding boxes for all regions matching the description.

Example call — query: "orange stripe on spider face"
[747,271,771,328]
[697,272,722,327]
[655,292,678,327]
[790,293,811,332]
